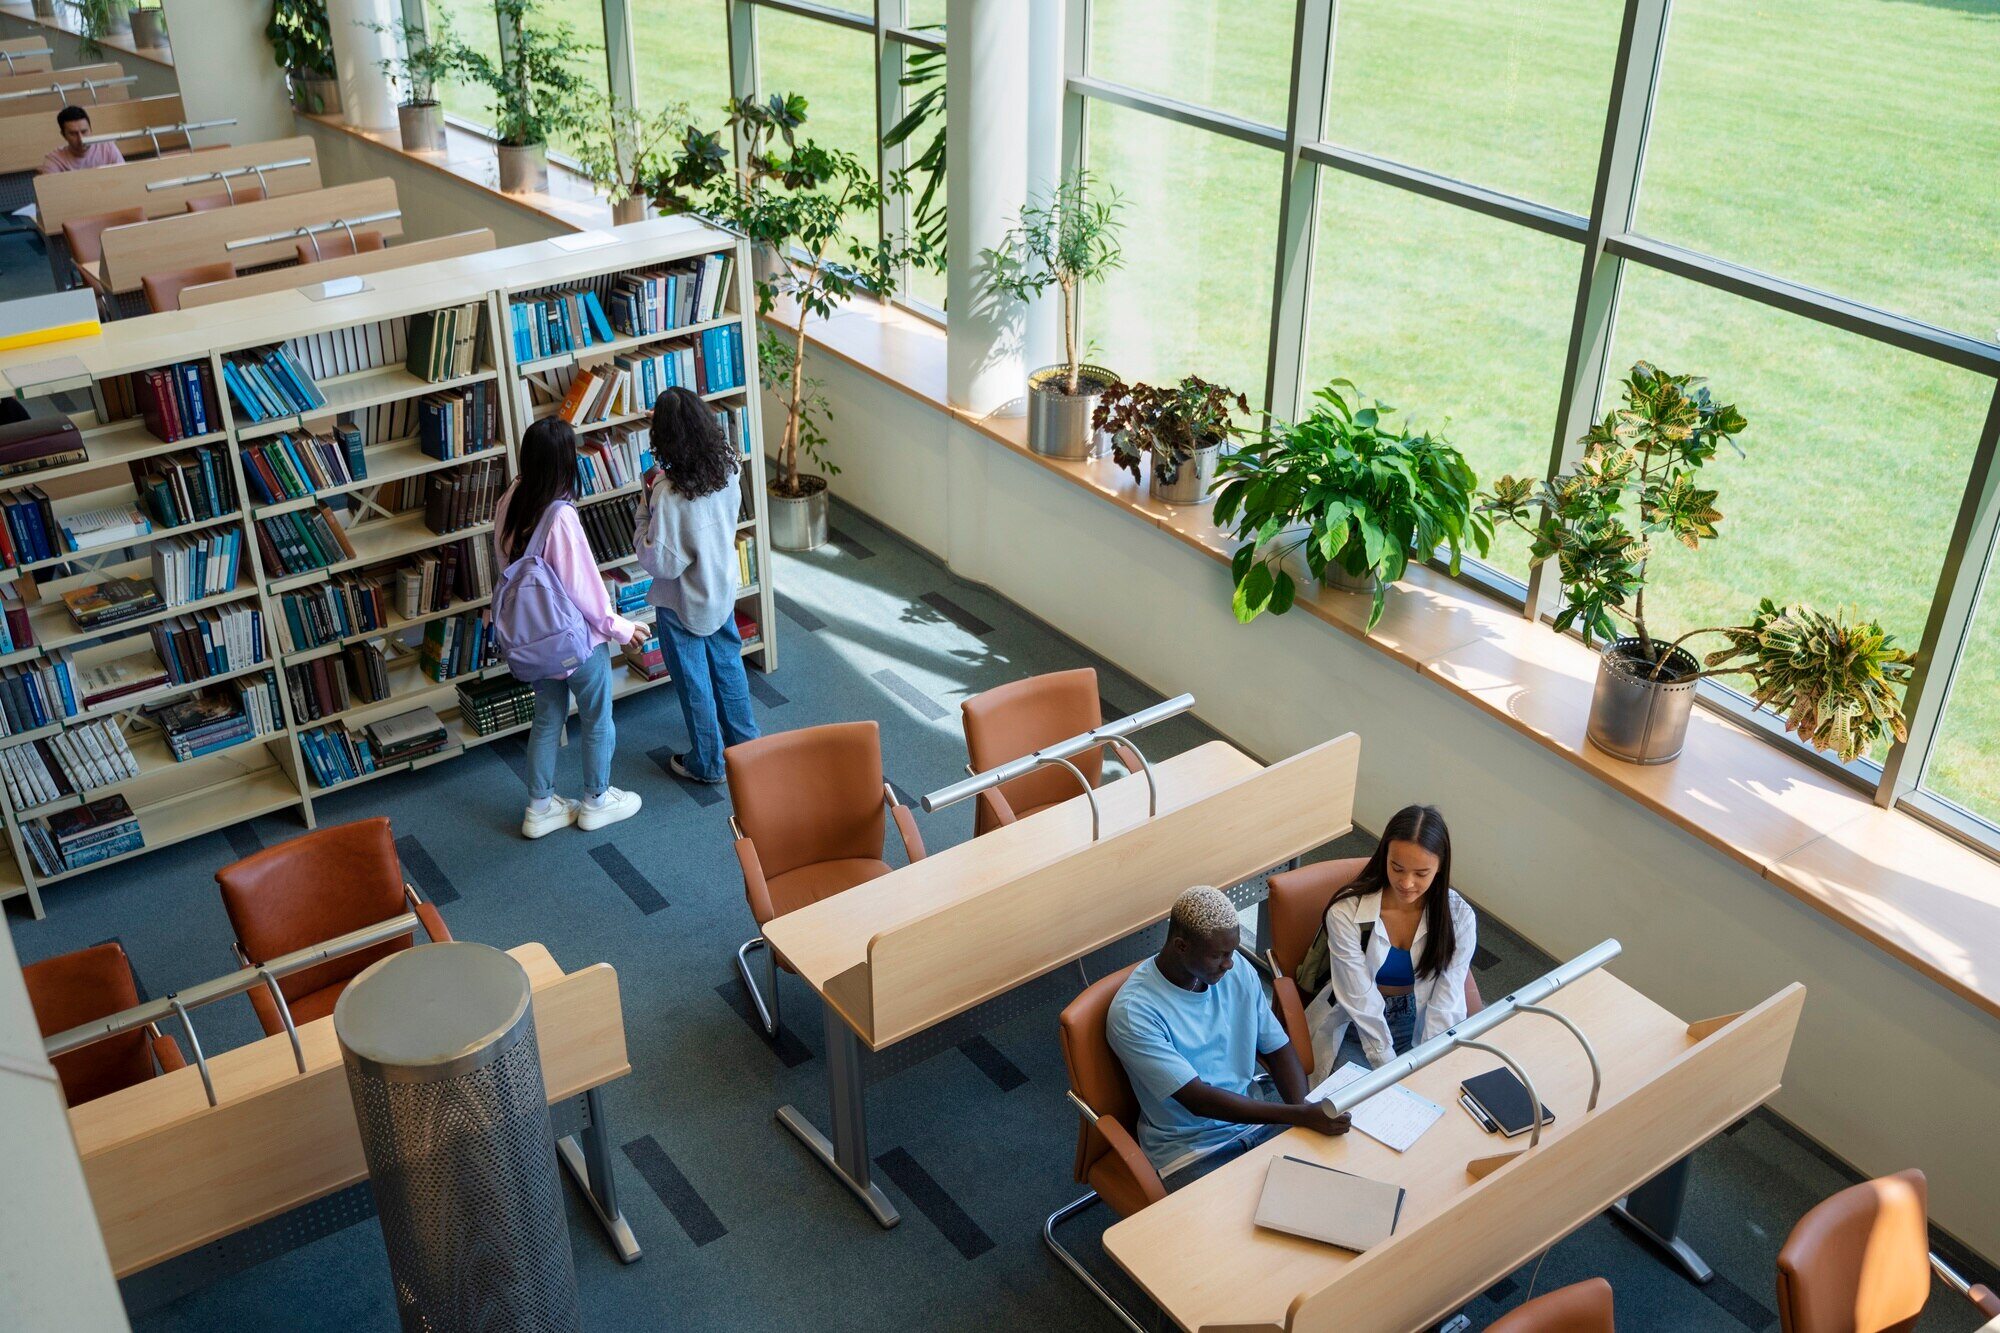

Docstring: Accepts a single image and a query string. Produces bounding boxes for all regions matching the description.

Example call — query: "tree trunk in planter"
[497,143,548,195]
[768,475,829,551]
[1026,364,1116,460]
[398,102,445,154]
[1586,636,1701,764]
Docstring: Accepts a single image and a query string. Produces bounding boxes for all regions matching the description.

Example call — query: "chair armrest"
[414,900,452,943]
[736,836,777,927]
[1970,1284,1999,1319]
[149,1026,186,1074]
[886,785,927,863]
[975,788,1016,831]
[1095,1113,1168,1212]
[1109,739,1144,775]
[1272,976,1313,1070]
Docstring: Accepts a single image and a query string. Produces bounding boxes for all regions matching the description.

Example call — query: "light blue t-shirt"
[1106,956,1290,1171]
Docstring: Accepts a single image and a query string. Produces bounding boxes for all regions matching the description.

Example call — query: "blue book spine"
[180,363,210,436]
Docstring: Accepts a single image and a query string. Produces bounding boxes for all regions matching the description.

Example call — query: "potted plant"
[461,0,593,195]
[75,0,121,58]
[573,93,691,226]
[1216,380,1490,628]
[268,0,338,114]
[1093,375,1249,506]
[367,15,466,155]
[126,0,166,47]
[982,171,1125,459]
[1481,360,1913,764]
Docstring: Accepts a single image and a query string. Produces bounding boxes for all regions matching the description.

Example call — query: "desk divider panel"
[179,229,498,308]
[34,136,321,235]
[97,177,402,294]
[1270,983,1806,1333]
[0,60,129,112]
[862,733,1361,1048]
[0,93,185,174]
[0,36,54,75]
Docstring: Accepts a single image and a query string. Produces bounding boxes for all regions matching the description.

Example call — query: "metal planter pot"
[1324,563,1380,595]
[296,73,341,115]
[106,5,131,33]
[31,0,56,17]
[398,101,446,154]
[1149,442,1221,506]
[1027,364,1116,460]
[1587,636,1700,765]
[768,478,829,552]
[611,195,647,226]
[497,142,549,195]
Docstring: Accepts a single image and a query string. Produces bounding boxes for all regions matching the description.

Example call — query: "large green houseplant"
[1216,381,1490,629]
[983,171,1125,460]
[1092,375,1249,506]
[460,0,593,194]
[1482,360,1913,763]
[268,0,338,115]
[367,15,468,154]
[573,94,692,225]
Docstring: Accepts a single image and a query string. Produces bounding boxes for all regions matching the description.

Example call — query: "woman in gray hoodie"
[633,386,761,782]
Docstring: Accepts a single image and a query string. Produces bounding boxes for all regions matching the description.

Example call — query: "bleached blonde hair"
[1168,885,1239,941]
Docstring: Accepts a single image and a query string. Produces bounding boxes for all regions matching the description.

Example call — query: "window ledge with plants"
[0,0,173,68]
[771,285,2000,1029]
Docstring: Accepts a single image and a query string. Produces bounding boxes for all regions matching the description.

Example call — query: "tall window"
[1088,0,1295,130]
[754,9,880,255]
[1926,548,2000,827]
[427,0,501,133]
[630,1,731,126]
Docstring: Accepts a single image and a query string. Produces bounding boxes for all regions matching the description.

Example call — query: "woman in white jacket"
[1299,805,1477,1083]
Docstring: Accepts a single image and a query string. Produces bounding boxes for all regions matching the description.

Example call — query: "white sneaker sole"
[577,794,641,831]
[522,808,576,839]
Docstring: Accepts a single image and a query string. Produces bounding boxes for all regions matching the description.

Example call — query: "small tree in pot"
[1217,380,1490,629]
[573,94,692,225]
[1092,375,1249,506]
[982,171,1125,460]
[1481,360,1913,763]
[460,0,593,195]
[367,15,468,155]
[268,0,337,114]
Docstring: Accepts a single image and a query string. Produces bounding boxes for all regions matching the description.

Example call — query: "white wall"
[294,115,570,248]
[776,352,2000,1264]
[158,0,293,144]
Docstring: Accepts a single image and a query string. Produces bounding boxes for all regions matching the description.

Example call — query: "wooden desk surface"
[1103,968,1690,1332]
[762,739,1261,995]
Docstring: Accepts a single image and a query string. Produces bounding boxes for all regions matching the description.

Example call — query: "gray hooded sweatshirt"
[633,465,741,636]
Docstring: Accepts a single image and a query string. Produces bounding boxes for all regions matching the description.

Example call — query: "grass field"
[426,0,2000,824]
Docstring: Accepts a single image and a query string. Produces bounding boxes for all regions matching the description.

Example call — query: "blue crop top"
[1376,945,1415,988]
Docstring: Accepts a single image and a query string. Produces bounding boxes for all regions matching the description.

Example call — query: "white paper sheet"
[1308,1061,1445,1153]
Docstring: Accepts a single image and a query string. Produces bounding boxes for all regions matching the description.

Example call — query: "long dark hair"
[649,386,737,501]
[502,417,579,560]
[1333,804,1456,979]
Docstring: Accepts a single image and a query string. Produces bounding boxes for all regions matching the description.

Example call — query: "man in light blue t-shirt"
[1107,885,1351,1174]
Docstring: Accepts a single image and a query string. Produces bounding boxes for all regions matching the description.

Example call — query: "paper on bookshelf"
[550,230,617,252]
[1309,1061,1445,1153]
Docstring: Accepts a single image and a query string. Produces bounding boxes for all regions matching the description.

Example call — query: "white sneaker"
[522,797,579,839]
[577,787,642,831]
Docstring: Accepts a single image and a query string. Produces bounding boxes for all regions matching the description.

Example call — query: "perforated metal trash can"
[335,942,581,1333]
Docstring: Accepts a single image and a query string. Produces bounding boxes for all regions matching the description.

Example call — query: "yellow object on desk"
[0,291,100,354]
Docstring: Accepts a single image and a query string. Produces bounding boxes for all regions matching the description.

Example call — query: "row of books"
[423,458,503,536]
[457,675,533,737]
[605,567,652,619]
[222,345,326,425]
[575,434,651,500]
[135,361,221,444]
[551,363,635,427]
[297,721,376,789]
[367,707,449,766]
[278,573,388,654]
[690,324,747,394]
[0,717,137,811]
[620,628,667,682]
[395,537,493,617]
[240,426,367,506]
[418,611,496,683]
[417,382,497,461]
[736,532,759,588]
[256,505,358,578]
[577,494,639,567]
[151,605,266,686]
[717,403,752,459]
[607,254,734,337]
[149,674,281,762]
[285,642,379,723]
[509,287,615,363]
[0,656,78,734]
[20,794,142,876]
[130,444,239,529]
[152,530,244,607]
[290,318,409,383]
[0,487,61,568]
[405,301,487,384]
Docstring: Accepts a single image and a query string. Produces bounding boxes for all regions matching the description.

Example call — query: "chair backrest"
[1058,962,1143,1196]
[143,260,237,313]
[61,206,145,265]
[22,941,152,1108]
[725,722,886,880]
[1487,1278,1617,1333]
[215,816,411,1004]
[1777,1170,1930,1333]
[294,228,385,266]
[1266,856,1368,980]
[185,185,265,213]
[961,668,1105,830]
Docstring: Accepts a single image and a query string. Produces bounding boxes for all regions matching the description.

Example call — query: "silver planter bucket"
[129,6,166,46]
[1324,562,1380,595]
[1587,636,1700,764]
[398,101,446,154]
[498,142,549,195]
[296,73,341,115]
[769,479,829,551]
[1027,365,1116,460]
[31,0,55,16]
[1149,443,1221,506]
[612,195,648,226]
[106,5,131,33]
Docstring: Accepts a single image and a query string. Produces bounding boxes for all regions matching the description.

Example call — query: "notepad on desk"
[1460,1066,1555,1138]
[1309,1061,1445,1152]
[1253,1155,1405,1252]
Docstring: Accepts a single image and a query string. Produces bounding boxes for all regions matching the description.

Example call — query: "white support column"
[326,0,401,133]
[945,0,1030,416]
[1022,0,1066,375]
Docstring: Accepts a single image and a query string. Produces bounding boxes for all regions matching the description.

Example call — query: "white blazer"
[1302,886,1477,1083]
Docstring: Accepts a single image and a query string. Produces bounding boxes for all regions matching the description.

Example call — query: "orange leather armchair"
[184,185,265,212]
[60,205,144,310]
[724,721,925,1036]
[143,260,236,313]
[1777,1169,1999,1332]
[23,941,185,1108]
[960,668,1140,837]
[215,816,451,1036]
[1487,1278,1616,1332]
[295,228,385,265]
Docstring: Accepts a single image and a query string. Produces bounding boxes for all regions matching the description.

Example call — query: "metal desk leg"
[1610,1156,1712,1284]
[775,1008,900,1228]
[557,1086,643,1263]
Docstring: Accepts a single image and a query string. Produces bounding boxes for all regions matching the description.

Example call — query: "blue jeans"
[1335,991,1418,1071]
[526,643,614,801]
[656,608,759,780]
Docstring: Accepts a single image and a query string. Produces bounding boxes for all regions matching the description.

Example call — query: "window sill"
[769,295,2000,1027]
[0,1,173,67]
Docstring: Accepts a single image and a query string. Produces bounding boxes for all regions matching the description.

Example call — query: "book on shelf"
[134,360,222,444]
[341,637,393,704]
[717,403,751,460]
[419,610,495,682]
[151,529,243,607]
[395,536,493,618]
[239,427,364,505]
[0,654,79,733]
[0,486,58,568]
[417,381,495,460]
[62,576,164,630]
[150,605,264,685]
[130,443,238,528]
[735,532,757,588]
[255,504,358,578]
[578,494,639,566]
[364,705,448,766]
[285,651,356,722]
[509,286,616,363]
[75,650,167,710]
[0,398,87,478]
[58,502,152,556]
[576,432,650,499]
[457,674,533,736]
[21,793,144,874]
[553,364,630,426]
[0,717,138,811]
[288,318,409,383]
[735,607,760,645]
[605,253,733,338]
[604,567,652,618]
[297,721,377,789]
[404,301,487,384]
[147,672,280,762]
[422,457,502,535]
[279,574,387,653]
[620,630,668,681]
[0,585,33,656]
[220,346,325,425]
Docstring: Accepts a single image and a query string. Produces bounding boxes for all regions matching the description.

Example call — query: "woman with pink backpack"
[491,418,646,838]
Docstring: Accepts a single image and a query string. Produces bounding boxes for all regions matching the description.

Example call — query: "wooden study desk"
[67,941,643,1281]
[94,177,403,296]
[761,734,1361,1226]
[0,93,188,175]
[32,136,321,238]
[1103,971,1805,1333]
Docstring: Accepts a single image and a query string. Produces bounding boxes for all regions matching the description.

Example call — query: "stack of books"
[456,675,534,737]
[736,533,758,588]
[135,360,222,443]
[576,433,650,499]
[57,502,152,556]
[394,537,492,617]
[0,717,139,809]
[62,576,163,632]
[405,301,487,383]
[418,611,494,683]
[151,530,243,606]
[21,793,143,874]
[285,653,355,723]
[552,365,632,426]
[129,443,237,527]
[608,253,733,335]
[0,655,79,733]
[417,382,496,460]
[0,398,86,479]
[717,403,751,459]
[151,605,264,684]
[364,706,448,767]
[604,567,652,619]
[0,586,34,656]
[256,504,357,577]
[239,426,366,504]
[509,287,615,362]
[75,651,168,711]
[578,494,639,567]
[149,674,280,762]
[298,721,376,788]
[620,630,668,681]
[279,574,387,652]
[694,323,745,393]
[422,457,502,535]
[0,486,58,567]
[220,345,326,424]
[735,607,760,646]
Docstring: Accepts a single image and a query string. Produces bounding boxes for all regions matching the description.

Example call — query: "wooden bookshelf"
[0,218,773,917]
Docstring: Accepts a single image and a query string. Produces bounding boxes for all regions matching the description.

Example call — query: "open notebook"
[1253,1154,1406,1252]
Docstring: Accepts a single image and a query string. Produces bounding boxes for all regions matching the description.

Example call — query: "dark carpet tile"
[621,1136,727,1247]
[1472,944,1501,972]
[873,667,947,721]
[1700,1272,1777,1330]
[825,526,876,560]
[919,591,994,637]
[956,1035,1027,1092]
[1099,695,1127,723]
[746,672,789,709]
[223,825,263,862]
[774,592,825,632]
[588,845,667,914]
[873,1147,995,1260]
[394,835,459,906]
[488,735,531,788]
[1484,1276,1518,1303]
[712,979,813,1067]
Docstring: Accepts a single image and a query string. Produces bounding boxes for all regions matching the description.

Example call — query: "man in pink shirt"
[39,106,126,174]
